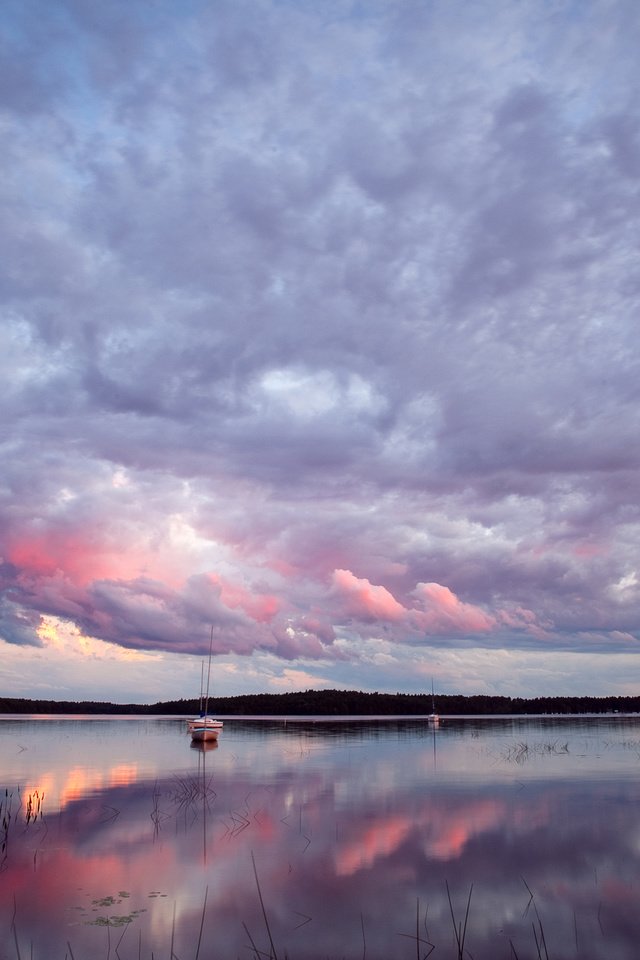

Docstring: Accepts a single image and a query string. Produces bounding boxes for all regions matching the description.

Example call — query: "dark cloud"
[0,595,43,647]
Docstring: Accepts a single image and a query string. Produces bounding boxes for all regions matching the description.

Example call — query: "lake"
[2,713,640,959]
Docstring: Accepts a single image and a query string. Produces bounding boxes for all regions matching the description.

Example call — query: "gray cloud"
[2,0,640,693]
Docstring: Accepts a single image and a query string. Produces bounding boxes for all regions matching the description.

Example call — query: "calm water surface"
[2,714,640,959]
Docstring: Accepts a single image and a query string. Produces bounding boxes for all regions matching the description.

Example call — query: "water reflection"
[2,715,640,958]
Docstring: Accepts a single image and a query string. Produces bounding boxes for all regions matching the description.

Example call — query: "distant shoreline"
[2,689,639,716]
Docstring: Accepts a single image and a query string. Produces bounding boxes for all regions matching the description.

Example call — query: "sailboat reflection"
[189,737,218,864]
[429,715,438,769]
[190,739,219,753]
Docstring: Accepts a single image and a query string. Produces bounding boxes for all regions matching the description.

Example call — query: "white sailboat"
[428,679,440,726]
[189,628,223,742]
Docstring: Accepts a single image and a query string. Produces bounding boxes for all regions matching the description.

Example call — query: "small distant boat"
[428,679,440,726]
[189,628,223,743]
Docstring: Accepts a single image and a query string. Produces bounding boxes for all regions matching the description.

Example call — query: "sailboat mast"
[204,625,214,713]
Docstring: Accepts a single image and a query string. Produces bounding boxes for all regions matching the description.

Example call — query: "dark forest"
[1,689,638,716]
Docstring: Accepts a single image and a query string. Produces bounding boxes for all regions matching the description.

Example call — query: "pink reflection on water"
[3,717,640,959]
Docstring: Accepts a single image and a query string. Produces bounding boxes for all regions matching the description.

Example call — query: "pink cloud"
[7,526,177,589]
[330,570,514,639]
[207,573,281,623]
[331,569,406,622]
[410,582,496,634]
[2,520,544,660]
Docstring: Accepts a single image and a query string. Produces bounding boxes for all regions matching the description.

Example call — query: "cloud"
[1,0,640,698]
[331,569,406,623]
[411,582,496,634]
[330,568,499,634]
[0,596,43,648]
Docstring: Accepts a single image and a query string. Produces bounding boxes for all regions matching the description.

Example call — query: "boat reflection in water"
[190,736,219,752]
[2,714,640,960]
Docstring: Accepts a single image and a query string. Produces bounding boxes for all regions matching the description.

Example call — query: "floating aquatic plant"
[73,891,149,928]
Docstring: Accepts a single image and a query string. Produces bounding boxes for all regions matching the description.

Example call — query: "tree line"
[1,689,639,716]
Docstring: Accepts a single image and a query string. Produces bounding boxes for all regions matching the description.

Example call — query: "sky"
[1,0,640,704]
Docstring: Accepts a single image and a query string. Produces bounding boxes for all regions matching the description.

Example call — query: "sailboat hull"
[190,724,221,742]
[187,718,223,732]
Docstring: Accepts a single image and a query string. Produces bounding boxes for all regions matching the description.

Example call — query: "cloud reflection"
[3,718,640,958]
